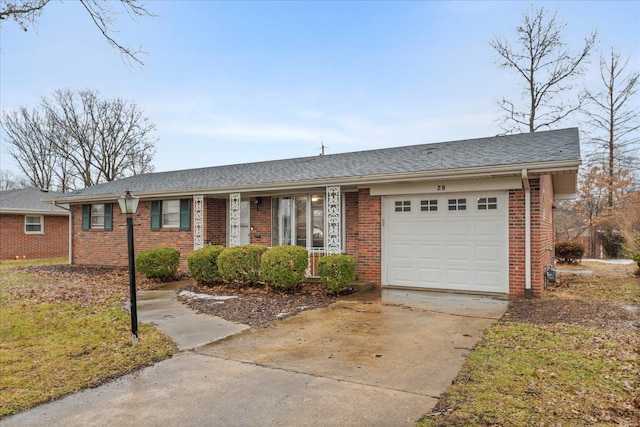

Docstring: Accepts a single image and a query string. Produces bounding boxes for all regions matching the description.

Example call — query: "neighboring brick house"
[49,128,581,297]
[0,188,70,260]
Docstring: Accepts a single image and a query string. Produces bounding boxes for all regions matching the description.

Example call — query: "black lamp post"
[117,190,140,345]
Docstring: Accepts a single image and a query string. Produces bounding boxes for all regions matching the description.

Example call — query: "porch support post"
[326,186,341,255]
[193,194,204,250]
[229,193,241,247]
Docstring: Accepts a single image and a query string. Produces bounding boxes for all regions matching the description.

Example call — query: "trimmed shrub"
[217,244,268,284]
[317,254,356,294]
[261,246,308,290]
[555,241,585,264]
[187,245,225,284]
[623,233,640,276]
[135,247,180,280]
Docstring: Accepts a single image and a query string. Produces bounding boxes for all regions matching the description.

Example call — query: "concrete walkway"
[136,281,248,350]
[1,285,508,427]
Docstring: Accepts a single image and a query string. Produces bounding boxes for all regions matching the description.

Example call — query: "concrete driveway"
[1,288,507,427]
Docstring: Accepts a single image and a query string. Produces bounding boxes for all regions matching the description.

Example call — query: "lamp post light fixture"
[117,190,140,345]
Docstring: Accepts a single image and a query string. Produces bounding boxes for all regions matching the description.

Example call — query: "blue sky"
[1,1,638,175]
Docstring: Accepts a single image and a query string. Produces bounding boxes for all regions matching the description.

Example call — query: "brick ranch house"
[48,128,581,297]
[0,188,70,260]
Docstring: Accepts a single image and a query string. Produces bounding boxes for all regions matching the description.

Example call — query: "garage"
[382,192,509,294]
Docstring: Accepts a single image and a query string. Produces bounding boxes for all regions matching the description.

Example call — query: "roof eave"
[49,158,582,203]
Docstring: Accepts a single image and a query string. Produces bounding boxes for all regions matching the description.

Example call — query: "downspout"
[522,169,532,298]
[54,202,72,265]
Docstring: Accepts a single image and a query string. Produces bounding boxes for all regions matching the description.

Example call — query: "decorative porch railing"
[306,249,326,278]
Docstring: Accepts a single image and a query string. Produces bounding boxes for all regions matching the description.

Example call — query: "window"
[162,200,180,227]
[272,194,337,250]
[25,216,43,234]
[420,200,438,212]
[448,198,467,211]
[394,200,411,212]
[91,204,105,228]
[82,203,113,231]
[478,197,498,210]
[151,199,191,231]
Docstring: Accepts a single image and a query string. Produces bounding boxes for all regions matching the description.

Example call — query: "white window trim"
[91,204,105,229]
[162,200,181,228]
[25,215,44,234]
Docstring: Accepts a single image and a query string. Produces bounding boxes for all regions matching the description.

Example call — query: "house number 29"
[437,185,446,191]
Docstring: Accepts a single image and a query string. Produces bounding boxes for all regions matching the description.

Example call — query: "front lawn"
[419,262,640,426]
[0,260,177,418]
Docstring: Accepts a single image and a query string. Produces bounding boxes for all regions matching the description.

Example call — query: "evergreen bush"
[217,244,268,284]
[135,247,180,280]
[555,241,585,264]
[187,245,225,284]
[261,246,308,290]
[317,254,356,294]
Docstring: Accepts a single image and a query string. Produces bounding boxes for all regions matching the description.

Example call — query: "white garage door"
[383,192,508,294]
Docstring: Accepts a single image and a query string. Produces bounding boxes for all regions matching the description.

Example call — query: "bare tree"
[2,89,157,192]
[582,47,640,208]
[0,169,29,190]
[491,6,597,133]
[0,0,153,66]
[2,107,58,189]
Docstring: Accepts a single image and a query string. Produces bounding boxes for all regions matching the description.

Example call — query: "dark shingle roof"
[0,188,68,214]
[60,128,580,199]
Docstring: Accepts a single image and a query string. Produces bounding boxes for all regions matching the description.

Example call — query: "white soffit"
[552,172,578,199]
[370,177,522,196]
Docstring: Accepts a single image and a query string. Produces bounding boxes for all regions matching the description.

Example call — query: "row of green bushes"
[135,245,357,294]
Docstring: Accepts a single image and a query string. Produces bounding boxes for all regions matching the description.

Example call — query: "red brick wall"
[250,196,272,246]
[345,192,359,259]
[509,188,526,296]
[0,214,69,260]
[205,198,227,245]
[357,188,381,285]
[533,175,555,293]
[509,176,553,297]
[72,201,194,271]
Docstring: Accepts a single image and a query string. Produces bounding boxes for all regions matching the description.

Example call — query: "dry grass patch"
[419,263,640,426]
[0,260,177,418]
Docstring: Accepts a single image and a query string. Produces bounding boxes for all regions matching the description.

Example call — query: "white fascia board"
[0,209,69,216]
[49,159,582,204]
[369,176,523,196]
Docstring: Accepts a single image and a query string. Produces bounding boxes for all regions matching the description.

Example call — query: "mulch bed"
[178,282,344,328]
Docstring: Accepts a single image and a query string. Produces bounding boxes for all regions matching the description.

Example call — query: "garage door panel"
[475,219,502,237]
[475,270,500,288]
[416,267,441,287]
[445,220,469,236]
[445,244,471,261]
[418,244,441,261]
[417,220,440,236]
[475,244,500,262]
[384,192,508,294]
[389,243,414,261]
[388,219,417,236]
[388,265,413,284]
[445,268,471,286]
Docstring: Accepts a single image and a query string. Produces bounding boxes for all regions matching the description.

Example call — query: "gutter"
[44,159,582,205]
[53,201,72,265]
[522,169,532,298]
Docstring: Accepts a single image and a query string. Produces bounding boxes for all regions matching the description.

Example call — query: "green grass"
[0,261,177,418]
[419,273,640,426]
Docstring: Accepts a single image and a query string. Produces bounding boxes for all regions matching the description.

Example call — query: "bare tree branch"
[1,89,157,192]
[490,6,596,133]
[0,0,153,66]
